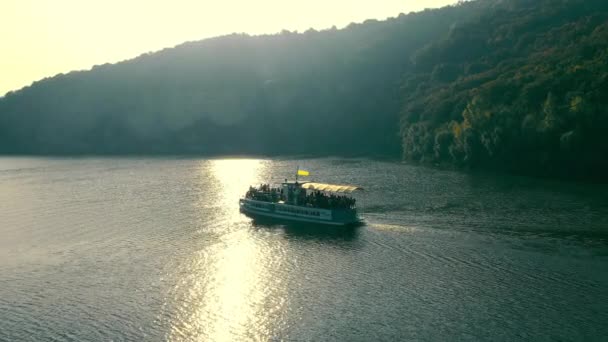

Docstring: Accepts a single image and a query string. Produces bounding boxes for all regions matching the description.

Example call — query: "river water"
[1,157,607,341]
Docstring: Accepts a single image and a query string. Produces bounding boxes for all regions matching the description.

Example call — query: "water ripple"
[0,157,607,341]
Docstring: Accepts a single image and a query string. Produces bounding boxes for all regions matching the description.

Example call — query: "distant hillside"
[1,0,607,180]
[0,2,474,157]
[400,0,608,180]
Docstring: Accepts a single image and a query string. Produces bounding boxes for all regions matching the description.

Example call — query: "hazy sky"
[1,0,455,96]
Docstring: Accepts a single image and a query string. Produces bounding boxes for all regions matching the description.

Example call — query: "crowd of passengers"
[245,184,356,209]
[245,184,283,202]
[302,191,356,209]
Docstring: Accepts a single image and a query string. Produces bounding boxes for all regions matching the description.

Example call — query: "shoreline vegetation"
[1,0,607,181]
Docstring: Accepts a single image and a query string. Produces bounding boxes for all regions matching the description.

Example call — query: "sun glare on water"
[168,158,288,341]
[211,159,265,209]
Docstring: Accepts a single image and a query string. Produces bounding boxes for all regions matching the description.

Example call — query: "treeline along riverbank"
[1,0,607,181]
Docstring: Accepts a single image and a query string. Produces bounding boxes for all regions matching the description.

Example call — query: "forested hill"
[1,2,474,157]
[1,0,608,180]
[400,0,608,181]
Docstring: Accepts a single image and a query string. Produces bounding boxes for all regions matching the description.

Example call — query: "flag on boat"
[297,169,310,176]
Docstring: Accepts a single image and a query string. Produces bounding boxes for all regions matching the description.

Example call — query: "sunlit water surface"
[1,157,607,341]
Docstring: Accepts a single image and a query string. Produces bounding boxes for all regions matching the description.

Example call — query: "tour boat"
[239,172,363,226]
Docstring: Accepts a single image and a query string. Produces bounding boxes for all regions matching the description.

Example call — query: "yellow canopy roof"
[300,182,363,193]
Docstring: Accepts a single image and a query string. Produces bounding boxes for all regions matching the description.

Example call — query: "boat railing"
[246,189,356,211]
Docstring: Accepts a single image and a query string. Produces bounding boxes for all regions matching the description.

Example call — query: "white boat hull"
[239,198,361,226]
